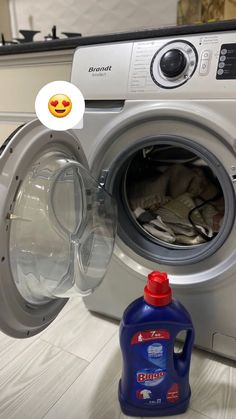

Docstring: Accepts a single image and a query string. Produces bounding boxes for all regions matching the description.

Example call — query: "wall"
[9,0,178,40]
[0,0,12,39]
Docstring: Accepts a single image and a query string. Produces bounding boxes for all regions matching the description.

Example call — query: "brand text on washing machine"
[88,66,112,72]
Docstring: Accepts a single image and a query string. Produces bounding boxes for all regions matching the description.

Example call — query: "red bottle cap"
[144,271,172,307]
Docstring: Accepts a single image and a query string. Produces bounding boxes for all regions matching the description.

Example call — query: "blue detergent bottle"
[118,271,194,417]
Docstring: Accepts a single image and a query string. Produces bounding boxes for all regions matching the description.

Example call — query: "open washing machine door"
[0,119,116,338]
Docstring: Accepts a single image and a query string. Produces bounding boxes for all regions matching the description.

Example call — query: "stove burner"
[15,29,41,43]
[0,25,82,48]
[44,25,59,41]
[44,25,82,40]
[0,33,18,46]
[0,33,5,46]
[62,32,82,38]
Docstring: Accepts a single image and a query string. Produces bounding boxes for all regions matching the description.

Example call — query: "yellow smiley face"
[48,94,72,118]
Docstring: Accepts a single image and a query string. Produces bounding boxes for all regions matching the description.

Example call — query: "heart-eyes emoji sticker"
[48,93,72,118]
[35,80,85,131]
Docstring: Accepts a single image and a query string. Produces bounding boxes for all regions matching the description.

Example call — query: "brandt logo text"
[88,66,112,72]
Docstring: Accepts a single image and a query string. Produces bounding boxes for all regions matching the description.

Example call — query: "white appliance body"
[70,31,236,360]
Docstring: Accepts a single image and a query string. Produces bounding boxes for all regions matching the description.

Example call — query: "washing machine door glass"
[10,157,116,303]
[0,120,116,337]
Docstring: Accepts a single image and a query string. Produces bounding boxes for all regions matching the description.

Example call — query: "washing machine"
[71,26,236,361]
[0,22,236,361]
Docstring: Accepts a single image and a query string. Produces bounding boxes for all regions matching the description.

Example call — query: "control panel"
[71,30,236,100]
[216,44,236,79]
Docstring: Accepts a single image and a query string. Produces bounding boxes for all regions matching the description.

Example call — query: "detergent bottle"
[118,271,194,417]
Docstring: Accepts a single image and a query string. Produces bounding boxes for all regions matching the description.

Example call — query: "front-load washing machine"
[70,25,236,361]
[0,22,236,361]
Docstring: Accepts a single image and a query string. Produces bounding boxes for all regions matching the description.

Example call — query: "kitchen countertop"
[0,296,234,419]
[1,20,236,56]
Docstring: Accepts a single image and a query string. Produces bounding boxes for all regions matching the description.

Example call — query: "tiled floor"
[0,297,235,419]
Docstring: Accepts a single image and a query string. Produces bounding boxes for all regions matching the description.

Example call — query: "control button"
[199,59,209,75]
[160,49,187,78]
[201,50,210,59]
[217,69,224,75]
[218,62,225,68]
[221,48,227,55]
[220,55,226,62]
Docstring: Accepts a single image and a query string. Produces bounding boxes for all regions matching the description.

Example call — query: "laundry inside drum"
[124,145,225,248]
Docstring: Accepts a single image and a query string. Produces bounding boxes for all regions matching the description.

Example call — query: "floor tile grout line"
[87,329,119,363]
[190,406,214,419]
[41,331,121,419]
[0,299,83,375]
[40,354,90,419]
[225,366,233,417]
[0,335,42,373]
[40,331,120,419]
[0,337,90,419]
[39,300,83,336]
[39,337,91,364]
[39,325,118,364]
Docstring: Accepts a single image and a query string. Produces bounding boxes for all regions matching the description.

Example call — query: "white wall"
[9,0,178,40]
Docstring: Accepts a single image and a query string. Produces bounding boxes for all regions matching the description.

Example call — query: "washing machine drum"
[0,120,116,338]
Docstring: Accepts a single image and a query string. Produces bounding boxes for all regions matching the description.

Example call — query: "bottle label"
[131,329,170,344]
[130,329,180,406]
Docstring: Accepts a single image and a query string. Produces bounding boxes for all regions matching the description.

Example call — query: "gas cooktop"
[0,25,81,46]
[0,20,236,56]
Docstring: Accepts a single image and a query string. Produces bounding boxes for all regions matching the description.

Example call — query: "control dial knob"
[160,49,187,78]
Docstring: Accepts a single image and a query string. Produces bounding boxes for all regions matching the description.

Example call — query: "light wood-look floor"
[0,297,235,419]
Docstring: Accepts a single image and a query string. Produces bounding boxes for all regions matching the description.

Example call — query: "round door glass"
[9,152,116,305]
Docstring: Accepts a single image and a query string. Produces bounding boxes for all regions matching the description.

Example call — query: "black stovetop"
[1,20,236,56]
